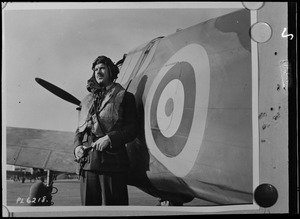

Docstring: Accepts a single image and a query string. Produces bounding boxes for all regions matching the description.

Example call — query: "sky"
[2,2,241,132]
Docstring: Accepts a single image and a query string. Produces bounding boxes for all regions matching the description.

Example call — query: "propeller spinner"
[35,77,81,106]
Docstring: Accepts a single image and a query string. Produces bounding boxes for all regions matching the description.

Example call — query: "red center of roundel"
[165,98,174,117]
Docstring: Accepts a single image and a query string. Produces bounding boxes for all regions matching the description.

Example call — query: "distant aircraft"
[6,8,254,206]
[6,167,45,183]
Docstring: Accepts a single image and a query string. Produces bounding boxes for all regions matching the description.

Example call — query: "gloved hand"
[91,135,111,151]
[75,145,88,160]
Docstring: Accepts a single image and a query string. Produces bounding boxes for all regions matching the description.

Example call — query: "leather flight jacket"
[75,83,129,174]
[77,83,126,135]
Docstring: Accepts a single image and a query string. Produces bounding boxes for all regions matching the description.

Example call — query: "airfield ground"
[5,179,214,207]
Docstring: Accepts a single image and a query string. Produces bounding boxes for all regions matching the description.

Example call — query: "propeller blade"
[35,77,81,106]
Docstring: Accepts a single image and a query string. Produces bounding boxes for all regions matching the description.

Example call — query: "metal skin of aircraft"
[6,8,253,207]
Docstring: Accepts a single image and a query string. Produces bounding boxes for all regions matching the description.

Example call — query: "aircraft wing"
[6,126,76,173]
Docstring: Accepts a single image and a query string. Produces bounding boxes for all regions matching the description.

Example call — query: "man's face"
[94,63,111,87]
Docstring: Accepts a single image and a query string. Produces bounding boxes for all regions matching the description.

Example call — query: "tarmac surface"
[5,179,215,207]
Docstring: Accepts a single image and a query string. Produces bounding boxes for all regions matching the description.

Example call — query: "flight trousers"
[80,170,129,206]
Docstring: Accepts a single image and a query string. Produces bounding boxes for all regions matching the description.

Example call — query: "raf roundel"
[151,63,196,157]
[145,43,210,177]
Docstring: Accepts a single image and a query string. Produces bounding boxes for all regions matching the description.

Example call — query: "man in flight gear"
[74,55,138,205]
